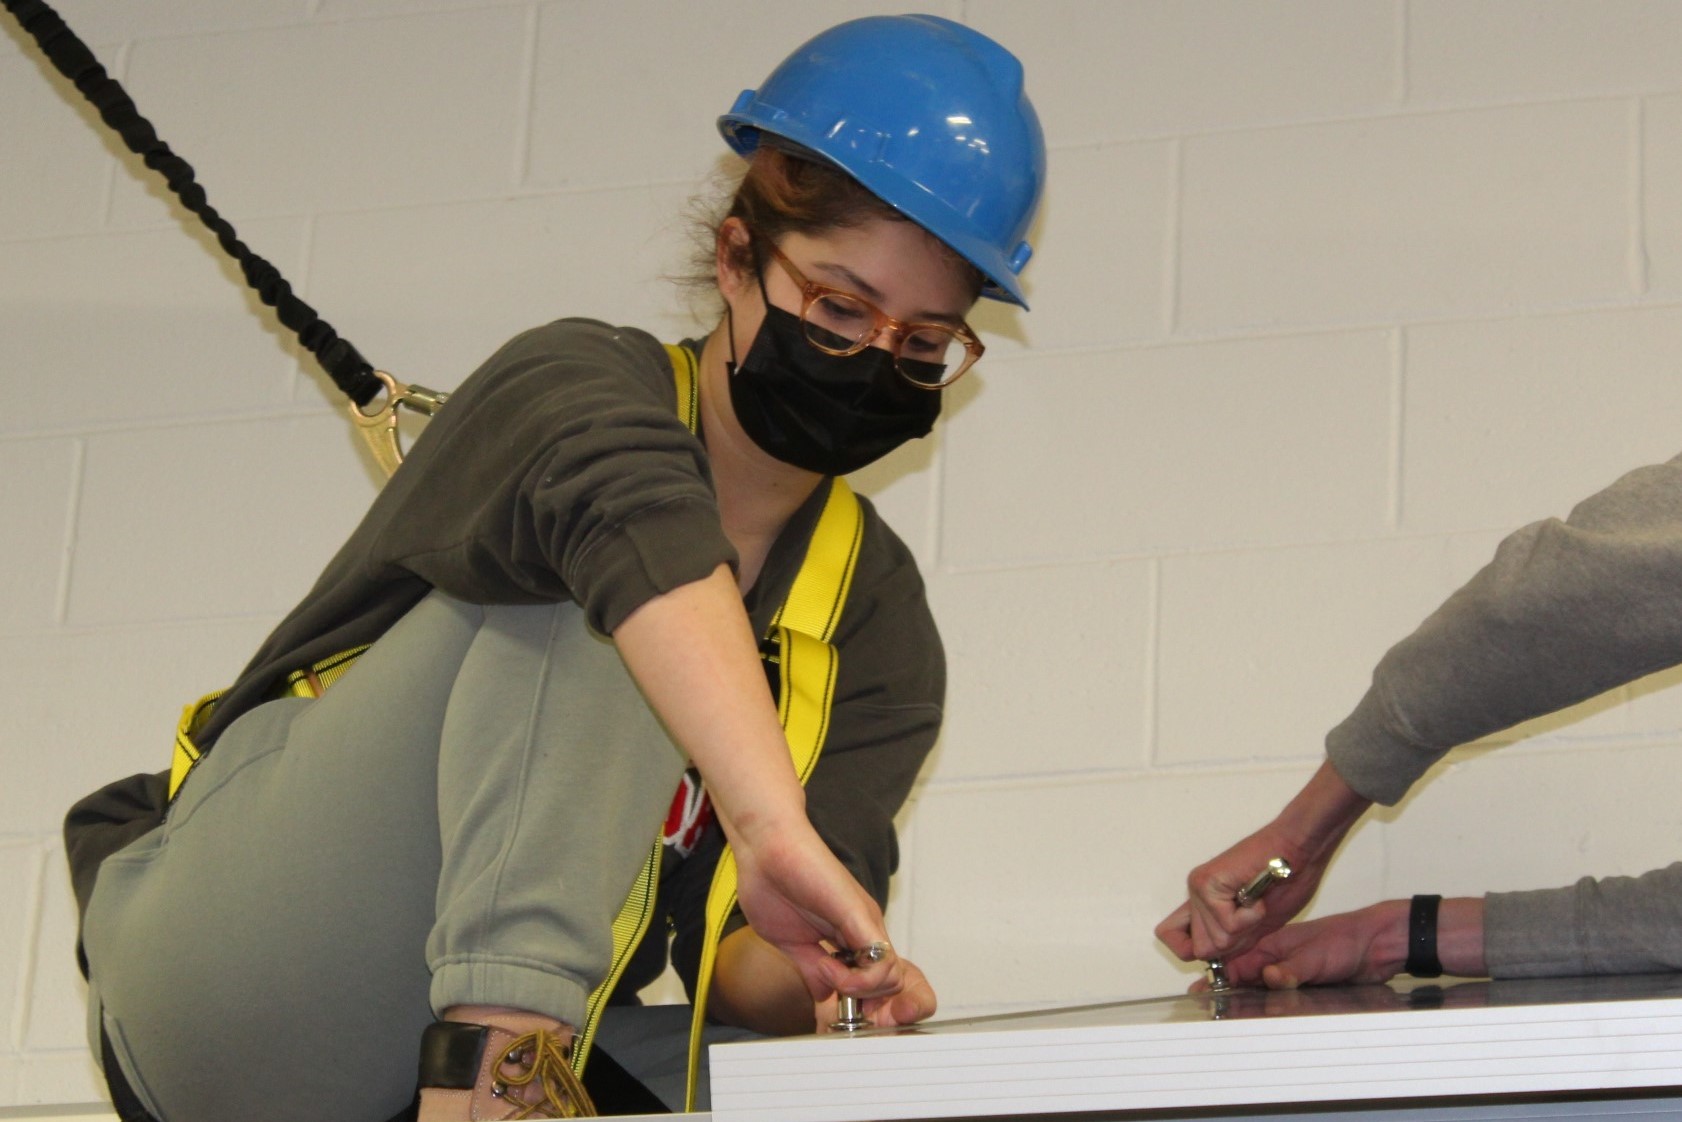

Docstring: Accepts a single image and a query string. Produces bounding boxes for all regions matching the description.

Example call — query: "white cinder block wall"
[5,0,1682,1107]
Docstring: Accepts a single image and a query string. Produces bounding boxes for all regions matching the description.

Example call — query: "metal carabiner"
[348,370,450,479]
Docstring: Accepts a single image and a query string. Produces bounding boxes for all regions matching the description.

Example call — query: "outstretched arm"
[613,563,907,1005]
[1163,452,1682,967]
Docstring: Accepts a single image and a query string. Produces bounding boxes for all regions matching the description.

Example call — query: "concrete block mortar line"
[511,3,540,191]
[197,172,714,227]
[53,10,325,49]
[980,290,1682,365]
[1064,88,1676,150]
[0,609,284,648]
[284,213,319,403]
[41,145,712,244]
[935,524,1513,585]
[1631,96,1650,298]
[1161,136,1183,338]
[924,437,945,573]
[1387,326,1405,534]
[52,439,85,628]
[8,843,47,1055]
[1,402,352,445]
[892,799,919,963]
[1392,0,1409,106]
[1142,556,1162,769]
[308,1,533,25]
[1463,722,1682,757]
[15,170,698,248]
[94,41,134,231]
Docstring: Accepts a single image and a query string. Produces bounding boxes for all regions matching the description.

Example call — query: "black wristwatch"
[1406,893,1443,978]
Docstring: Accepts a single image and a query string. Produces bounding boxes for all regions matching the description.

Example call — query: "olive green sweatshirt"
[67,319,944,989]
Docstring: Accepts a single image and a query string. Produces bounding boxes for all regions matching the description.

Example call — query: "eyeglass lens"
[802,291,957,387]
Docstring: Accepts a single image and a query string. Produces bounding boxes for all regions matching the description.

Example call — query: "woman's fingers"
[873,962,937,1027]
[734,828,907,1008]
[817,943,906,1000]
[813,957,938,1031]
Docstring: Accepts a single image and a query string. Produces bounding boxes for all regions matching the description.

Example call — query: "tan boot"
[416,1008,596,1119]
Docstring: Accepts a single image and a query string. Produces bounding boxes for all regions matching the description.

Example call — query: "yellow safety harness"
[168,341,862,1111]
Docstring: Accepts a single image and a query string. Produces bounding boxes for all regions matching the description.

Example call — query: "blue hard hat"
[719,14,1045,309]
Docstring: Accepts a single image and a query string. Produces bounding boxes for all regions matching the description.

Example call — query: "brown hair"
[681,141,983,307]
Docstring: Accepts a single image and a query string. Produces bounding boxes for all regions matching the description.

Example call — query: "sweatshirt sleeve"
[365,320,737,634]
[1484,863,1682,978]
[1327,452,1682,805]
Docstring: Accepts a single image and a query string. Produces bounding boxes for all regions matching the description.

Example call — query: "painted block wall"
[5,0,1682,1106]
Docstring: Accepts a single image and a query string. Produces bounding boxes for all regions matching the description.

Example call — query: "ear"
[715,217,754,299]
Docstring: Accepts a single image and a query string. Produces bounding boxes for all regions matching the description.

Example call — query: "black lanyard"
[4,0,383,409]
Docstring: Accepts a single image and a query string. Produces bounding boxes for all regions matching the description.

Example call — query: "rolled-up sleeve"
[370,320,738,633]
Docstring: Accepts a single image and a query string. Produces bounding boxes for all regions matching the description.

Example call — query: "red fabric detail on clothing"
[662,769,713,858]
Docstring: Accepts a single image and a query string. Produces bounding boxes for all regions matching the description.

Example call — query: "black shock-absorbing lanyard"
[5,0,446,472]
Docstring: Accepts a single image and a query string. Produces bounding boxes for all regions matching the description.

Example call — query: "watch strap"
[1406,893,1443,978]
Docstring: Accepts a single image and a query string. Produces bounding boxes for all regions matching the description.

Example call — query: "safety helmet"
[719,14,1045,309]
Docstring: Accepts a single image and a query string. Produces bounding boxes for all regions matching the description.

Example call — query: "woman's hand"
[814,956,937,1031]
[726,813,909,1008]
[1155,761,1372,963]
[711,925,937,1035]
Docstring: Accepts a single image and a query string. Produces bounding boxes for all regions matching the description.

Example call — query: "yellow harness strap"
[169,646,372,800]
[169,690,221,800]
[683,474,861,1110]
[167,340,861,1112]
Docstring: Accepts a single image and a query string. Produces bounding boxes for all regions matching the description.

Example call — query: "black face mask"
[727,303,941,476]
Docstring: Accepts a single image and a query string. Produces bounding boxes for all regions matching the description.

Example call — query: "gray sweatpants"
[81,592,687,1122]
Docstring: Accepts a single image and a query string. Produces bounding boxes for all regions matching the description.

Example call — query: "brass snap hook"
[349,370,449,478]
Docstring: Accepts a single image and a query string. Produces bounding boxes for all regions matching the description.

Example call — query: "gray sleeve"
[1484,863,1682,978]
[1326,453,1682,805]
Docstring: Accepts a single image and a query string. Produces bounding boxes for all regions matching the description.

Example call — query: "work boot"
[416,1009,596,1119]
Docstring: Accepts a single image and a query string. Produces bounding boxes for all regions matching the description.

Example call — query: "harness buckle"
[349,370,451,478]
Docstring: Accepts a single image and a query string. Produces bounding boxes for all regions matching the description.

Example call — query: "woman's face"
[710,214,980,478]
[719,215,979,359]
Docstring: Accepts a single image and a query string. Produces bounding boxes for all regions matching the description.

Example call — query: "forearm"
[708,926,816,1036]
[1274,760,1373,861]
[612,563,808,843]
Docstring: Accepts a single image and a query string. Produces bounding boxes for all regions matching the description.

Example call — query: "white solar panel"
[709,975,1682,1122]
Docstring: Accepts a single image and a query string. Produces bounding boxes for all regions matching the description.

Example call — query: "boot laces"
[490,1029,596,1118]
